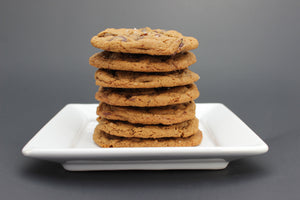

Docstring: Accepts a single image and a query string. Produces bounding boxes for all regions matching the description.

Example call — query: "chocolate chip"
[136,33,148,40]
[119,36,128,42]
[178,38,184,49]
[128,97,136,101]
[108,36,128,42]
[103,112,112,116]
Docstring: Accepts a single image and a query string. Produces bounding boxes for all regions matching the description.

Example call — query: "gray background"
[0,0,299,199]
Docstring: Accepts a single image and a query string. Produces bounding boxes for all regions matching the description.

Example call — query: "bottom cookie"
[93,130,203,148]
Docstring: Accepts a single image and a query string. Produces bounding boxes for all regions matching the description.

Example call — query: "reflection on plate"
[22,103,268,171]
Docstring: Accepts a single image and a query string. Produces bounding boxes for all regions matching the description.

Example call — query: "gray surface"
[0,0,299,199]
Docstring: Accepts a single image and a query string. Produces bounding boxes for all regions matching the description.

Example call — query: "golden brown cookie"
[89,51,196,72]
[93,130,203,148]
[90,27,198,55]
[97,101,196,125]
[95,83,199,107]
[95,69,199,88]
[96,118,199,138]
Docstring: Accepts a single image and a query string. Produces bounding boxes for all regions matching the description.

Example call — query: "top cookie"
[90,27,199,55]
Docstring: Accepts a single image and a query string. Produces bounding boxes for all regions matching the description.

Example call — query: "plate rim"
[22,103,269,162]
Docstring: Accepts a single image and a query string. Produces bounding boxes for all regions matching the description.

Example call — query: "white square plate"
[22,103,268,171]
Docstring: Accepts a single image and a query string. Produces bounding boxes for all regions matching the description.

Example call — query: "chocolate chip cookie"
[95,69,199,88]
[95,83,199,107]
[97,101,196,125]
[89,51,196,72]
[90,27,199,55]
[93,130,203,148]
[96,118,199,138]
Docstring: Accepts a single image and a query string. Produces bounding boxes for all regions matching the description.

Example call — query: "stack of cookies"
[89,27,203,147]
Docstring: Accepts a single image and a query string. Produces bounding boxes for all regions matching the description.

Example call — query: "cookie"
[90,27,199,55]
[96,118,199,138]
[95,69,199,88]
[95,83,199,107]
[89,51,196,72]
[97,101,196,125]
[93,130,203,148]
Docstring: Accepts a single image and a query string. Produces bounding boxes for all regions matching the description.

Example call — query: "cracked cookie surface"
[90,27,198,55]
[89,51,196,72]
[97,101,196,125]
[93,130,203,148]
[95,83,199,107]
[95,69,199,88]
